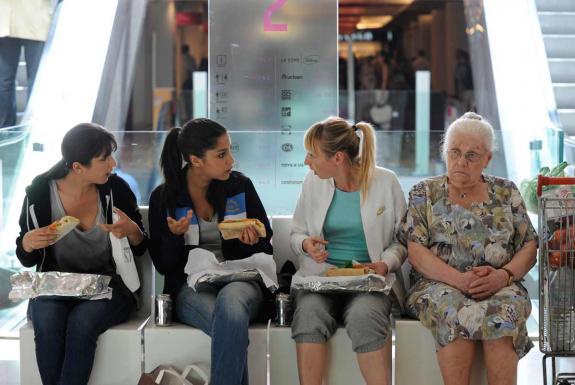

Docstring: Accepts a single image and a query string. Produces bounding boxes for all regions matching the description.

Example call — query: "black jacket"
[15,172,148,273]
[148,170,273,298]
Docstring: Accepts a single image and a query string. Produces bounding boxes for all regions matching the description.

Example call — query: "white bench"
[395,318,488,385]
[143,215,390,385]
[19,208,155,385]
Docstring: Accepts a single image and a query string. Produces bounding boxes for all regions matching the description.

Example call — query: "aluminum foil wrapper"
[9,271,113,301]
[195,269,278,292]
[291,273,395,294]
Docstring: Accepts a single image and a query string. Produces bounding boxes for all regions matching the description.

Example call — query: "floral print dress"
[399,175,537,358]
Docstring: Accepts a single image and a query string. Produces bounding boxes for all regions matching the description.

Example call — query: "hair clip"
[355,128,364,159]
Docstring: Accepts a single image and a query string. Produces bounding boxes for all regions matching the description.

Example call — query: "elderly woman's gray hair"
[441,112,496,160]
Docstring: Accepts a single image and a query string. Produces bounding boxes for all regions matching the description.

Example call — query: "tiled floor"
[1,337,573,385]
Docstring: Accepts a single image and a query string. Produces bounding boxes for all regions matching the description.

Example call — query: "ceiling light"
[356,16,392,30]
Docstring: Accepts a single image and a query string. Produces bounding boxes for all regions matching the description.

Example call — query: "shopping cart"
[538,175,575,385]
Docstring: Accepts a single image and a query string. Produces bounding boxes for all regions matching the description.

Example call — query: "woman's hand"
[100,207,140,238]
[302,237,329,263]
[100,207,144,246]
[454,270,480,295]
[239,225,259,246]
[471,265,495,277]
[166,209,193,235]
[468,269,508,300]
[364,261,389,276]
[22,226,58,252]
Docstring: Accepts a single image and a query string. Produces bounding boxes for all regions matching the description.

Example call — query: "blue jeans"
[29,289,134,385]
[0,37,44,127]
[176,281,264,385]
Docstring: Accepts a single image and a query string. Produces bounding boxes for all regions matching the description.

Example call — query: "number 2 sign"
[263,0,287,32]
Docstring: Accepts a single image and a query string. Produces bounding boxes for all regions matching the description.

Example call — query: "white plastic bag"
[184,249,278,291]
[181,364,209,385]
[155,364,209,385]
[110,212,140,292]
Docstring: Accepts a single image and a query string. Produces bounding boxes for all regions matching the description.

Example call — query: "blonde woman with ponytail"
[289,116,407,385]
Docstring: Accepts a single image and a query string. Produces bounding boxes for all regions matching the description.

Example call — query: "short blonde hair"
[441,112,496,160]
[304,116,376,200]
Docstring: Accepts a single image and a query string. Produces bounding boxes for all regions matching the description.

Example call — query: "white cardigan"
[290,167,407,278]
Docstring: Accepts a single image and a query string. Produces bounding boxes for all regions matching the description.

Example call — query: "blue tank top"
[323,189,370,267]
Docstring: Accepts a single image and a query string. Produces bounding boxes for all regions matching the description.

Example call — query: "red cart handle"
[537,175,575,197]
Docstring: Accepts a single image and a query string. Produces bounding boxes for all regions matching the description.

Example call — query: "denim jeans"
[29,288,134,385]
[176,281,264,385]
[0,37,44,127]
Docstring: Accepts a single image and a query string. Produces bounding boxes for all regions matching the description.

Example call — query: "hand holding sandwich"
[166,209,194,235]
[238,225,260,246]
[22,226,58,252]
[363,261,388,276]
[302,237,329,263]
[217,219,266,245]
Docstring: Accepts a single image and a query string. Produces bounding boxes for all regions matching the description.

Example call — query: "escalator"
[535,0,575,162]
[537,0,575,136]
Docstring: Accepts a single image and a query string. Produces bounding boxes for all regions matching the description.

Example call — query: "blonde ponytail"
[303,117,376,201]
[354,122,376,201]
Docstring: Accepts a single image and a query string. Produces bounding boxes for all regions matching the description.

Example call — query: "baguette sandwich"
[325,267,370,277]
[49,215,80,242]
[217,218,266,240]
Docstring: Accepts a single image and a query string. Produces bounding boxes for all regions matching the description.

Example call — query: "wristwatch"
[500,267,514,286]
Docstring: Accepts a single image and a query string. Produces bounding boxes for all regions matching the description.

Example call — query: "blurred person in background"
[0,0,55,127]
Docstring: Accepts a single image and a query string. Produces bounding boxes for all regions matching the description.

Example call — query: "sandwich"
[325,266,370,277]
[49,216,80,242]
[217,218,267,240]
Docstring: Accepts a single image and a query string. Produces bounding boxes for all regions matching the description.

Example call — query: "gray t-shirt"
[50,180,114,274]
[198,215,224,262]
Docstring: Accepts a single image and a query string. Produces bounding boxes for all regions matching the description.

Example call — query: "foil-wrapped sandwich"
[9,271,112,301]
[291,273,395,294]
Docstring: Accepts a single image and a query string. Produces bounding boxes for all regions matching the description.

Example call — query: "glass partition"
[0,124,31,337]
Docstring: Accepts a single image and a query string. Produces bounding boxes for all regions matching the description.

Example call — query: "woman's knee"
[216,282,262,307]
[293,293,332,322]
[214,282,262,324]
[292,293,337,343]
[344,295,391,329]
[175,286,216,328]
[345,310,390,352]
[66,315,104,343]
[30,300,68,338]
[482,336,516,354]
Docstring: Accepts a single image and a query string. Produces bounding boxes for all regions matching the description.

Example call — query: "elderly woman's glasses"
[447,149,484,163]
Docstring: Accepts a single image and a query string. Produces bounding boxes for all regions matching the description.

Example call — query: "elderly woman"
[399,112,537,385]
